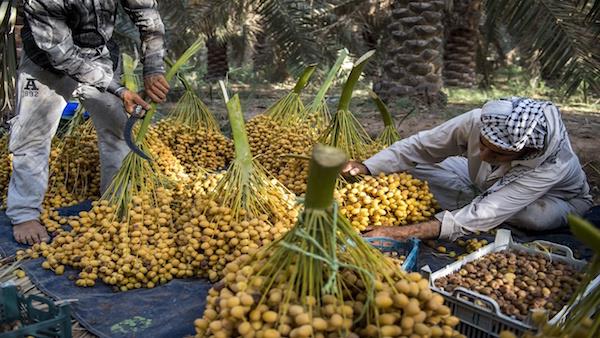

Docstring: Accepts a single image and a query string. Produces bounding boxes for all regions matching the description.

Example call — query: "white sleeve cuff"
[363,158,379,175]
[436,210,463,241]
[363,156,391,176]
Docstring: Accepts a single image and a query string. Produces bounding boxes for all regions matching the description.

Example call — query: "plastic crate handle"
[529,240,575,260]
[0,284,20,322]
[365,237,395,245]
[402,238,420,270]
[451,287,504,316]
[25,294,58,319]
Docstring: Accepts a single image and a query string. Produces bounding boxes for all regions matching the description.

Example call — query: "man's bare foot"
[13,220,50,245]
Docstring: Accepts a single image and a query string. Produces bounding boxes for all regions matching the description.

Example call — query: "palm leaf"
[577,0,600,26]
[196,0,340,69]
[485,0,600,96]
[253,0,322,66]
[0,0,17,114]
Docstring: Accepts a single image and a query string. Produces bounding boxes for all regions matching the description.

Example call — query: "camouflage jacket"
[21,0,165,94]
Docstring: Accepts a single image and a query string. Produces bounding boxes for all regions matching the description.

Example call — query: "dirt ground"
[183,83,600,204]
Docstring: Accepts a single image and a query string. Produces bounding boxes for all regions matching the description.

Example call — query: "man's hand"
[13,220,49,245]
[144,74,170,103]
[363,226,410,239]
[122,90,151,116]
[363,220,442,240]
[341,161,370,177]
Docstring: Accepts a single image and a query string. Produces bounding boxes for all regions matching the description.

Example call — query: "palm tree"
[189,0,324,80]
[484,0,600,95]
[443,0,482,88]
[2,0,599,109]
[204,34,229,83]
[189,0,394,82]
[374,0,446,104]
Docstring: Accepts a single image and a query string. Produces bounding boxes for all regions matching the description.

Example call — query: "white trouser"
[410,157,592,232]
[6,56,129,225]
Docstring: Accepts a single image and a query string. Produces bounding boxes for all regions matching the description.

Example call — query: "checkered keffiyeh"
[480,98,549,153]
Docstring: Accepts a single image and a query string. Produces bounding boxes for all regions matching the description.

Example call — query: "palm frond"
[158,0,206,55]
[577,0,600,26]
[196,0,343,70]
[0,0,17,115]
[255,0,322,67]
[485,0,600,96]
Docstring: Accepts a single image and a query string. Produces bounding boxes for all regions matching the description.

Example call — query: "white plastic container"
[423,229,588,338]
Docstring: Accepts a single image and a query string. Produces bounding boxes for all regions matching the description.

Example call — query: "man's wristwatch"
[114,86,127,99]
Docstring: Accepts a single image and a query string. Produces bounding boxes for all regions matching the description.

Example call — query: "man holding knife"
[8,0,170,245]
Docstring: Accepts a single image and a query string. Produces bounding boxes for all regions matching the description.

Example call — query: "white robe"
[364,105,592,240]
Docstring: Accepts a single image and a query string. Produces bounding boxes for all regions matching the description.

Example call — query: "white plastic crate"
[423,229,588,338]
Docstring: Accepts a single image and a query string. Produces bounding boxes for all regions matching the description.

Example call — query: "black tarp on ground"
[1,203,598,337]
[1,203,211,338]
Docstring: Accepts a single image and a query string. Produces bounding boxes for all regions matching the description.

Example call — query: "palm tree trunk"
[204,36,229,83]
[443,0,482,88]
[374,0,445,105]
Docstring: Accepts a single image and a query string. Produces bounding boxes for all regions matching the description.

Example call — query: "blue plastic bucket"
[365,237,421,272]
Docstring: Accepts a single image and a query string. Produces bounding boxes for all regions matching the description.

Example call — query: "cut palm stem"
[320,51,375,160]
[185,91,299,281]
[165,57,219,132]
[103,41,204,216]
[211,93,293,221]
[196,144,463,338]
[305,48,348,131]
[265,64,317,126]
[135,38,204,143]
[371,90,401,147]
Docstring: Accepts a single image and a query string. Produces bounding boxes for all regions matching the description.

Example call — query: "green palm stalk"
[196,144,463,337]
[103,39,203,217]
[135,38,204,143]
[371,90,401,148]
[319,50,375,160]
[304,49,348,131]
[166,58,219,132]
[265,64,317,126]
[211,89,294,222]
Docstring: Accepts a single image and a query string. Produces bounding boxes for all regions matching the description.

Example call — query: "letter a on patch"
[24,78,39,91]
